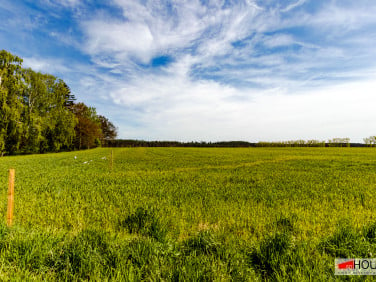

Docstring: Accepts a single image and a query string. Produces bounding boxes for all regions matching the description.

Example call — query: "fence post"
[111,150,114,170]
[7,169,15,227]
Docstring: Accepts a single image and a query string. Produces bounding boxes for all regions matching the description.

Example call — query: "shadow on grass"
[119,207,167,242]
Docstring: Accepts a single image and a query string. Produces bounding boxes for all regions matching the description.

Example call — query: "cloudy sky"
[1,0,376,142]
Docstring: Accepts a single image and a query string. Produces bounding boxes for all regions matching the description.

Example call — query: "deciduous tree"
[0,50,24,155]
[98,115,117,145]
[72,102,102,149]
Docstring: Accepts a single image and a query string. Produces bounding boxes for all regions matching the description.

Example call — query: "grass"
[0,147,376,280]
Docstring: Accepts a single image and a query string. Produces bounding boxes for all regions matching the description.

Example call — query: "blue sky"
[1,0,376,142]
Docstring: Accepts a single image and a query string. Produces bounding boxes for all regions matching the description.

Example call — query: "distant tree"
[72,102,102,149]
[328,138,350,147]
[306,140,325,147]
[98,115,117,145]
[364,136,376,147]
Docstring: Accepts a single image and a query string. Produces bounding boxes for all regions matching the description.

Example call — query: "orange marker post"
[111,150,114,170]
[7,169,15,227]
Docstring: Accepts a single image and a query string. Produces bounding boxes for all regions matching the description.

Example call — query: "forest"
[0,50,117,156]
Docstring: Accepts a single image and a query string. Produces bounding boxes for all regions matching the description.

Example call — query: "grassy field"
[0,147,376,280]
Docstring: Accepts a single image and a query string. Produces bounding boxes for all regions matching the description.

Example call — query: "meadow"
[0,147,376,280]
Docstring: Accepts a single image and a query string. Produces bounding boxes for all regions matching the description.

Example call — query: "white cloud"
[32,0,376,142]
[280,1,376,32]
[262,34,295,48]
[109,70,376,142]
[83,20,154,63]
[281,0,307,13]
[44,0,81,7]
[81,0,266,64]
[22,57,71,74]
[58,0,80,6]
[245,0,264,11]
[82,1,207,63]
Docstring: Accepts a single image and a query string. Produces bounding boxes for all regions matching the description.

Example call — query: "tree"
[72,103,102,149]
[0,50,25,155]
[21,69,76,152]
[328,138,350,147]
[364,136,376,147]
[21,69,49,152]
[98,115,117,145]
[60,80,76,110]
[46,78,76,151]
[0,50,116,154]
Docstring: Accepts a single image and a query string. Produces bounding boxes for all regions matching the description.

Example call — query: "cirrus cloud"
[1,0,376,142]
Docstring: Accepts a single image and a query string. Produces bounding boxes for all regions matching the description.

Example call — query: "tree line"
[106,140,255,148]
[106,139,370,148]
[0,50,117,155]
[364,136,376,147]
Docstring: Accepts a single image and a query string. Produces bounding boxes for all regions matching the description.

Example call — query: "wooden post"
[111,150,114,170]
[7,169,15,227]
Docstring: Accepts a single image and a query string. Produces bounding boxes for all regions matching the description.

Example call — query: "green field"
[0,147,376,280]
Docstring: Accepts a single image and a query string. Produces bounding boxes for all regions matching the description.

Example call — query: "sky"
[1,0,376,142]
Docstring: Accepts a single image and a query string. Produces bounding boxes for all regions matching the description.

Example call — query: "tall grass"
[0,147,375,280]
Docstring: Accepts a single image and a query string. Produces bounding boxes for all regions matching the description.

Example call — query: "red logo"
[338,260,354,269]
